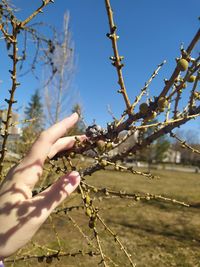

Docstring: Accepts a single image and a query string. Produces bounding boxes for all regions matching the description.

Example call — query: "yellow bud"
[100,159,108,167]
[187,75,196,83]
[106,142,113,150]
[147,111,157,121]
[181,83,187,89]
[96,140,105,153]
[115,165,120,171]
[158,97,168,109]
[86,207,92,217]
[140,127,147,133]
[135,196,140,201]
[177,58,188,71]
[194,92,199,98]
[85,194,91,205]
[91,187,97,193]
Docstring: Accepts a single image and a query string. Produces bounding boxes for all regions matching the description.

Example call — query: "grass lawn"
[5,168,200,267]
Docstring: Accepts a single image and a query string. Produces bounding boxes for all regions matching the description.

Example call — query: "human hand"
[0,113,85,259]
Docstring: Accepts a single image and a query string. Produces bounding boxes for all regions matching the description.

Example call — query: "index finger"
[24,113,79,165]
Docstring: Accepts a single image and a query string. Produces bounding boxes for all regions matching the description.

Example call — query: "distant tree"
[15,90,45,155]
[44,12,76,125]
[24,89,44,133]
[154,136,170,162]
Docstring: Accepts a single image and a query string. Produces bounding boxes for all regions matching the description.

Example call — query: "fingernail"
[68,171,80,186]
[71,112,79,118]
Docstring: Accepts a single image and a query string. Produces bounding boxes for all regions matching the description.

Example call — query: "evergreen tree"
[24,89,44,133]
[154,136,170,162]
[16,90,44,155]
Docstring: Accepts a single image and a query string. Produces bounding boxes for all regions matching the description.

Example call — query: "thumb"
[32,171,80,223]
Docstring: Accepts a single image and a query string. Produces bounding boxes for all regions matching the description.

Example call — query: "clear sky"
[0,0,199,137]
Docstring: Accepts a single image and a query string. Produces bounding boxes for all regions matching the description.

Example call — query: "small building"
[163,148,181,164]
[0,110,21,151]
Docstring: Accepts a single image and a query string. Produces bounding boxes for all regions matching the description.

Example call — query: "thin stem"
[170,132,200,155]
[20,0,54,28]
[131,60,166,111]
[104,0,131,113]
[93,227,108,267]
[4,250,99,263]
[97,214,136,267]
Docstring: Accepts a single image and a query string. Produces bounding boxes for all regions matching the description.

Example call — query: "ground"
[5,168,200,267]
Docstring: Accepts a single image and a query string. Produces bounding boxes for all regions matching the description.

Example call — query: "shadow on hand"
[0,159,74,248]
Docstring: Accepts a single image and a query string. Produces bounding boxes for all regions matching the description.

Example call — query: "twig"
[93,227,108,267]
[83,182,190,207]
[0,21,19,179]
[97,214,136,267]
[131,60,166,112]
[20,0,54,28]
[4,250,100,263]
[170,132,200,155]
[104,0,131,114]
[67,212,96,249]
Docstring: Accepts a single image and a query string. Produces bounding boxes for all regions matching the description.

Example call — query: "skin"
[0,113,86,259]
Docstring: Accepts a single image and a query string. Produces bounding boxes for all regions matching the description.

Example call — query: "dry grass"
[6,168,200,267]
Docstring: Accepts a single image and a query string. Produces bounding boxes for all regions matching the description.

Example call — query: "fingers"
[32,171,80,223]
[12,113,79,189]
[23,113,79,165]
[43,113,79,145]
[48,135,87,159]
[0,172,80,258]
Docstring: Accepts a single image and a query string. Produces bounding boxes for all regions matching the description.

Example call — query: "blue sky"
[0,0,199,137]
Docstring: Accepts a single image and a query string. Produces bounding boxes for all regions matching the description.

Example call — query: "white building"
[0,110,21,136]
[163,148,181,163]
